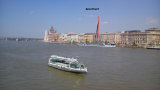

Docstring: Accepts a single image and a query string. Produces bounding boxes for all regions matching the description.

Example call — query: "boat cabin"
[70,61,85,69]
[50,58,85,69]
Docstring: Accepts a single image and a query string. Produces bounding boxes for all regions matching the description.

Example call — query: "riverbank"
[1,39,159,50]
[0,38,43,41]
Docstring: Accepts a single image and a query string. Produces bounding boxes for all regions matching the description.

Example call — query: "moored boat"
[78,43,116,47]
[103,43,116,47]
[147,46,160,50]
[48,55,87,73]
[97,43,116,47]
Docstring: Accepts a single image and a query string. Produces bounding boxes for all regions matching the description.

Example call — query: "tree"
[72,40,77,44]
[132,41,137,46]
[105,40,109,44]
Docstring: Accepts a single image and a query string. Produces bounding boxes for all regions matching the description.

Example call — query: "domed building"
[44,26,59,42]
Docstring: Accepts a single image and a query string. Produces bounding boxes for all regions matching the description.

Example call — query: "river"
[0,40,160,90]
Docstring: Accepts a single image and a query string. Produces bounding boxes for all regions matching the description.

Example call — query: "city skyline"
[0,0,160,38]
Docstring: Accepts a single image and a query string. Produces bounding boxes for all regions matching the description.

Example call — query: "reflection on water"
[0,40,160,89]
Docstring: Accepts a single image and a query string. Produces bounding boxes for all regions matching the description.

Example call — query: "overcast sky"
[0,0,160,38]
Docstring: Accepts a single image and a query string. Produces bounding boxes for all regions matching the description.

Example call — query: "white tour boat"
[48,55,88,73]
[78,43,116,48]
[103,43,116,47]
[147,46,160,50]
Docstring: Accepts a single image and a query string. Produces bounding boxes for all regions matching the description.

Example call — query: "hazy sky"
[0,0,160,38]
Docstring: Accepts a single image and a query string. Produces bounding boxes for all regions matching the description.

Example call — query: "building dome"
[50,26,55,33]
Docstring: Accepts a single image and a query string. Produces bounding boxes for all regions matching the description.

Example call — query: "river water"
[0,40,160,90]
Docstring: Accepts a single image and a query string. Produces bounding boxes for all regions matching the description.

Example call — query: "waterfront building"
[119,33,128,46]
[117,28,160,47]
[119,30,147,47]
[67,33,79,43]
[99,33,107,42]
[146,28,160,46]
[44,26,59,43]
[84,33,95,43]
[99,33,116,44]
[115,32,122,45]
[78,33,85,43]
[43,26,160,47]
[99,28,160,47]
[58,33,68,43]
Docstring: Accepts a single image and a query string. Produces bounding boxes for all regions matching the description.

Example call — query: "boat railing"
[50,55,78,63]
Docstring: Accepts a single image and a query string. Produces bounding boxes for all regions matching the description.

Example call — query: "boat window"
[50,58,70,64]
[70,63,79,68]
[81,65,84,69]
[51,59,57,62]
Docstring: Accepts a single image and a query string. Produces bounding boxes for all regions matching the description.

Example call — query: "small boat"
[84,43,98,47]
[78,43,98,47]
[78,43,116,48]
[77,43,86,46]
[98,43,116,47]
[48,55,88,73]
[103,43,116,47]
[147,46,160,50]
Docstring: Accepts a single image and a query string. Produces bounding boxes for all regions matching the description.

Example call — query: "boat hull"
[100,45,116,47]
[147,46,160,50]
[48,62,87,73]
[147,47,160,50]
[78,43,116,47]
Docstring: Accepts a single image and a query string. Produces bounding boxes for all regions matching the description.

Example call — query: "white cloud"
[101,21,109,25]
[145,17,160,25]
